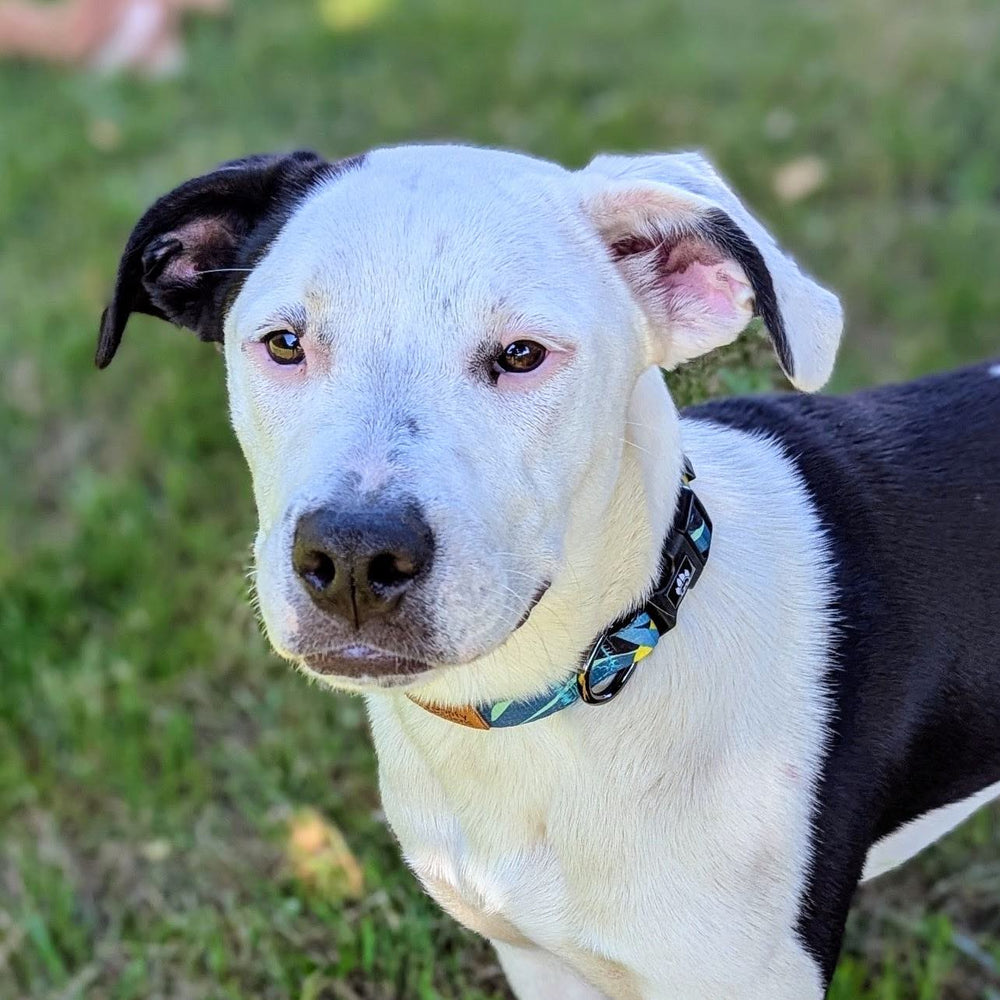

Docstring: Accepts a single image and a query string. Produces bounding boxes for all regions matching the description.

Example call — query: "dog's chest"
[368,704,661,975]
[408,818,564,948]
[368,654,826,997]
[404,815,649,998]
[378,739,577,950]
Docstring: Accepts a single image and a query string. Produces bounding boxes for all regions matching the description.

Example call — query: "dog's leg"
[632,937,824,1000]
[494,944,612,1000]
[748,940,826,1000]
[496,939,823,1000]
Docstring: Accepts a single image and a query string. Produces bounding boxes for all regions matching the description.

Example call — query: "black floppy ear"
[96,150,350,369]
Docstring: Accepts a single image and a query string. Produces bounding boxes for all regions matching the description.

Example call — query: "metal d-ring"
[577,656,639,705]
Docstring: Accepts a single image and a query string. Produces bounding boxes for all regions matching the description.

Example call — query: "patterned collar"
[408,459,713,729]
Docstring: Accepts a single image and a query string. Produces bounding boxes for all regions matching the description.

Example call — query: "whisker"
[622,437,654,456]
[501,569,542,582]
[192,267,255,276]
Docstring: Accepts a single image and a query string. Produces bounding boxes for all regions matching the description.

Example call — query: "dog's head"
[98,144,842,694]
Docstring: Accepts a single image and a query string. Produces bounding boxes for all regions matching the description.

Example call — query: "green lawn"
[1,0,998,997]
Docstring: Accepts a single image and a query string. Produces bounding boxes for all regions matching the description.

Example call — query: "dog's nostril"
[301,550,337,592]
[367,551,418,591]
[293,502,434,622]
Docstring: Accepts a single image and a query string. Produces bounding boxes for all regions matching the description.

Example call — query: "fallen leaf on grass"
[140,839,172,863]
[87,118,122,152]
[773,155,828,203]
[318,0,392,31]
[287,808,364,901]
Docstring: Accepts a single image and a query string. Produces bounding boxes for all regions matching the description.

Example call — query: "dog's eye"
[495,340,547,375]
[263,331,305,365]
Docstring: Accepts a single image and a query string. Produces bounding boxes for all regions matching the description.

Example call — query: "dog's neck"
[367,395,834,877]
[372,366,684,720]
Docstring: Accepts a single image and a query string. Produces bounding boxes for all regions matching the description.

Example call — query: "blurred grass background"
[1,0,999,997]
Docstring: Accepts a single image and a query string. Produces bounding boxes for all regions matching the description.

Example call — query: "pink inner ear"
[161,216,239,287]
[610,231,756,366]
[660,239,754,334]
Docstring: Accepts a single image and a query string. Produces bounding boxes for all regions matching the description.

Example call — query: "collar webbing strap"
[409,459,712,729]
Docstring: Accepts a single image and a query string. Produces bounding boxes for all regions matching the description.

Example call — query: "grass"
[0,0,998,997]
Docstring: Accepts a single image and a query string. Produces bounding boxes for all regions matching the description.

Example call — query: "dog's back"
[689,358,1000,976]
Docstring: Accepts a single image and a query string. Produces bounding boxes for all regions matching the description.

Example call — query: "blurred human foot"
[0,0,228,75]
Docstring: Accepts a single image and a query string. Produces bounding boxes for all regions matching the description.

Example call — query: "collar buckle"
[646,483,712,632]
[577,645,642,704]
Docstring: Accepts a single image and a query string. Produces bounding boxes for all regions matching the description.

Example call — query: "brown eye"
[495,340,547,375]
[263,330,305,365]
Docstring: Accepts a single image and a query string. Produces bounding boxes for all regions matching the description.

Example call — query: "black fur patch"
[96,151,365,368]
[687,360,1000,986]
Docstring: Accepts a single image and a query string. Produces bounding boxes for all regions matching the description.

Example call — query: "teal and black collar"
[410,459,712,730]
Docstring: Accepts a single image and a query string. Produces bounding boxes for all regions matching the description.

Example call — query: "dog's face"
[226,147,645,680]
[98,144,842,691]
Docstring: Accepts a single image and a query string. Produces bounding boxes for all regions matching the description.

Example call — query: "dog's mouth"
[513,581,551,631]
[296,580,552,687]
[301,643,434,684]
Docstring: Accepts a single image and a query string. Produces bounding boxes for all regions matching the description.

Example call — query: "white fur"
[221,144,849,997]
[369,415,834,999]
[583,153,843,391]
[496,946,612,999]
[228,145,646,680]
[862,780,1000,882]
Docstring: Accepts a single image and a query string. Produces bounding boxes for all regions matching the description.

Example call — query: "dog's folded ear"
[579,152,843,391]
[96,150,342,369]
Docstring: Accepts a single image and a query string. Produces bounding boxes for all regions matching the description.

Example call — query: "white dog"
[98,144,1000,999]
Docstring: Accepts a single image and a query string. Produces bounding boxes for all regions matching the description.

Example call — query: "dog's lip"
[298,580,550,680]
[513,580,551,632]
[301,643,432,680]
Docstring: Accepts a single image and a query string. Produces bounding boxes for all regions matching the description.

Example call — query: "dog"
[97,144,1000,999]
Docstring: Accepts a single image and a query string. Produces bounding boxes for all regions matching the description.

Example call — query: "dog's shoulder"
[685,359,1000,573]
[685,358,1000,482]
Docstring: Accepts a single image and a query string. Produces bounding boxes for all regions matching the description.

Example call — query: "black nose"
[292,501,434,626]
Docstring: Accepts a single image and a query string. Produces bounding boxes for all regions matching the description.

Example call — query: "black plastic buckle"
[645,485,712,634]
